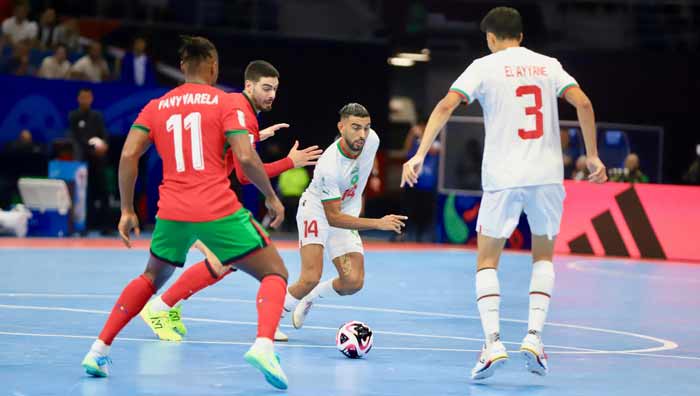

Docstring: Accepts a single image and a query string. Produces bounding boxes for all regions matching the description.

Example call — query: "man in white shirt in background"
[402,6,607,381]
[1,3,37,45]
[38,44,71,79]
[71,41,110,82]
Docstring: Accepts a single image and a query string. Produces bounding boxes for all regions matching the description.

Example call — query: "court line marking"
[0,304,595,352]
[1,330,699,361]
[0,292,677,354]
[0,299,686,356]
[0,293,678,353]
[567,260,700,284]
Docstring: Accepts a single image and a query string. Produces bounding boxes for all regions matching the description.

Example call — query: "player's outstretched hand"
[377,214,408,234]
[193,240,225,271]
[586,156,608,184]
[259,123,290,141]
[118,210,140,248]
[288,140,323,168]
[401,155,424,188]
[265,195,285,229]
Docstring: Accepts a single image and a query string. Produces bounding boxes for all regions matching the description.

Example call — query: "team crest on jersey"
[341,166,360,201]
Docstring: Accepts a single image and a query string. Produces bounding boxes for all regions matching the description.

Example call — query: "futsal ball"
[336,320,373,358]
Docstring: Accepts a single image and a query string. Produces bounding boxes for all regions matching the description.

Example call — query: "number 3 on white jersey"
[166,112,204,172]
[516,85,543,140]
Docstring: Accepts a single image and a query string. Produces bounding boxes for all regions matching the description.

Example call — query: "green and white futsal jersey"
[296,129,380,259]
[449,47,578,239]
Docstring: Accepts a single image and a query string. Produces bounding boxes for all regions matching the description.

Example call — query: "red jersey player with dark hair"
[81,36,291,390]
[140,60,321,343]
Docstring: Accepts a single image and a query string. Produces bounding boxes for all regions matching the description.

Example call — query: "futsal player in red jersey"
[140,60,321,342]
[81,36,291,390]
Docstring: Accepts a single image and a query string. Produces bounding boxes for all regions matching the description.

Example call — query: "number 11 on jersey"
[166,112,204,172]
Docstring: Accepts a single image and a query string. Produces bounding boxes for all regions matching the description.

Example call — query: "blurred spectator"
[3,129,42,154]
[0,129,46,209]
[0,40,35,75]
[68,88,112,233]
[561,127,574,178]
[277,167,310,232]
[37,43,70,79]
[682,144,700,185]
[398,119,440,242]
[571,155,589,181]
[53,18,80,53]
[1,3,37,45]
[36,7,57,50]
[118,36,156,86]
[609,153,649,183]
[70,41,110,82]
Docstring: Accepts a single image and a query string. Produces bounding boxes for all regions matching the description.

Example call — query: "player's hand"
[287,140,323,168]
[259,123,290,141]
[118,210,140,248]
[376,214,408,234]
[400,155,424,188]
[192,240,227,276]
[586,155,608,184]
[265,195,285,229]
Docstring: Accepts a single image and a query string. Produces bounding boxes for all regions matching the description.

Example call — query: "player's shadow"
[469,382,546,394]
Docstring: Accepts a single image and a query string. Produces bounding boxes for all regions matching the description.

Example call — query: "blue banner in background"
[48,160,88,232]
[0,75,167,145]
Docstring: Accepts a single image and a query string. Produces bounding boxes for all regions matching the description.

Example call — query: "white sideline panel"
[18,178,72,215]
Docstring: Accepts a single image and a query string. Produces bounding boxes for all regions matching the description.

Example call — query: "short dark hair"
[178,35,216,69]
[244,60,279,82]
[78,87,92,95]
[480,7,523,40]
[339,103,370,119]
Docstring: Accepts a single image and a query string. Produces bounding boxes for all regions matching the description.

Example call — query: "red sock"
[161,260,221,306]
[256,275,287,339]
[99,274,155,345]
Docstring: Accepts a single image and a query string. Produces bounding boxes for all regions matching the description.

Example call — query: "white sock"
[306,278,339,302]
[148,296,172,313]
[252,337,274,354]
[91,339,110,356]
[475,268,500,342]
[283,291,300,315]
[528,260,555,335]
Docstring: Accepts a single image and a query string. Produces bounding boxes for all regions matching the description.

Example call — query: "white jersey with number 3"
[450,46,577,191]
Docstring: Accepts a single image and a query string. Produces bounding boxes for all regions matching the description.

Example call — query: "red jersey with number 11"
[132,83,246,221]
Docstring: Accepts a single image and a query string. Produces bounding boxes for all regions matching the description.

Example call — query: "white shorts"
[296,193,364,259]
[476,184,565,240]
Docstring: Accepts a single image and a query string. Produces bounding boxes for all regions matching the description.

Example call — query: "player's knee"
[338,273,364,295]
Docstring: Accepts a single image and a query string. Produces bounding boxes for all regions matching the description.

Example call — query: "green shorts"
[150,208,270,267]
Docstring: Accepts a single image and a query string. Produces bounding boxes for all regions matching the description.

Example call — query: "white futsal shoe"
[292,298,313,329]
[471,340,509,380]
[520,333,549,376]
[274,327,288,342]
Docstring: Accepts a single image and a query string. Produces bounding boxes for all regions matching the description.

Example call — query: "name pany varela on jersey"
[449,47,578,191]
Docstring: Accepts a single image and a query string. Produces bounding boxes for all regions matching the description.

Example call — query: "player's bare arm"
[227,132,285,228]
[322,199,406,234]
[401,91,461,187]
[564,86,607,183]
[117,128,152,247]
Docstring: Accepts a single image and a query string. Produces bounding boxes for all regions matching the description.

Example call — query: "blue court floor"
[1,245,699,395]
